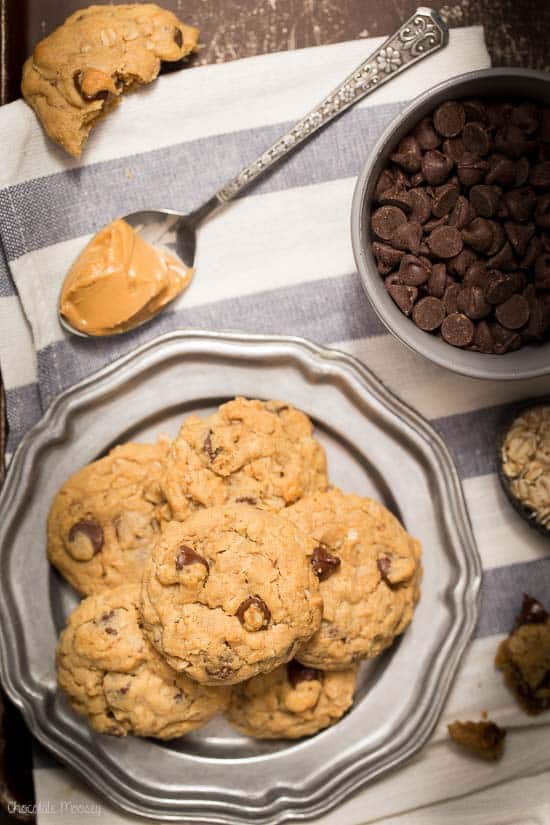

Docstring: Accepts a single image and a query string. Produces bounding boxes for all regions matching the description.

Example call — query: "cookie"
[56,585,230,738]
[284,488,421,669]
[495,593,550,714]
[160,398,328,521]
[225,660,357,739]
[48,440,171,595]
[140,505,323,685]
[21,4,199,157]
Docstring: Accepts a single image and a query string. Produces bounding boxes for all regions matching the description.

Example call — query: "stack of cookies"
[49,398,422,741]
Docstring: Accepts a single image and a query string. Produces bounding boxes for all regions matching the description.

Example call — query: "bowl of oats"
[499,399,550,536]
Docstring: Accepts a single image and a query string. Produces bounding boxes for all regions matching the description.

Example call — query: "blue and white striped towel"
[1,25,550,825]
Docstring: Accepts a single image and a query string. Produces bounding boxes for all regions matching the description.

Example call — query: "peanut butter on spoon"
[59,219,193,336]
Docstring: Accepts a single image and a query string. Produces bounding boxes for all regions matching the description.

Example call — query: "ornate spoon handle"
[214,7,448,205]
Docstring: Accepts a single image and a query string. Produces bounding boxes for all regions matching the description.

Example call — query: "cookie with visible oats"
[284,488,422,670]
[21,4,199,157]
[160,397,328,521]
[48,440,171,595]
[225,660,357,739]
[140,505,323,685]
[57,584,229,738]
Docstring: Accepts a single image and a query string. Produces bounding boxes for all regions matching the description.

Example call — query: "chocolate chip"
[391,135,422,173]
[236,595,271,631]
[371,206,407,241]
[105,627,118,636]
[505,187,537,222]
[174,28,183,47]
[495,294,530,329]
[311,545,341,581]
[463,121,491,156]
[484,270,517,304]
[412,296,445,331]
[422,150,454,186]
[485,221,506,256]
[461,217,494,253]
[504,222,535,257]
[522,286,546,341]
[447,247,478,278]
[73,70,110,102]
[427,226,463,259]
[487,240,516,271]
[441,313,474,347]
[469,321,494,353]
[205,665,234,680]
[515,594,549,629]
[67,518,104,560]
[485,156,517,188]
[511,103,540,135]
[204,431,222,461]
[449,196,476,229]
[443,136,466,163]
[456,153,488,186]
[398,254,431,285]
[427,263,448,297]
[377,554,392,581]
[541,108,550,142]
[457,286,491,320]
[464,99,488,123]
[373,242,404,272]
[392,220,423,254]
[535,253,550,288]
[175,544,209,572]
[487,102,513,129]
[443,282,461,315]
[235,496,258,505]
[522,235,543,268]
[387,283,418,316]
[433,101,466,138]
[470,185,501,218]
[378,186,413,213]
[491,323,522,353]
[414,117,441,150]
[287,659,321,688]
[375,169,395,201]
[423,214,449,234]
[515,156,530,188]
[432,182,460,217]
[408,188,432,224]
[495,124,528,159]
[463,260,488,287]
[535,193,550,229]
[530,161,550,189]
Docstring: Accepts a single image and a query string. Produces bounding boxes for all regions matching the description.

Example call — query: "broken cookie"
[448,719,506,760]
[21,4,199,157]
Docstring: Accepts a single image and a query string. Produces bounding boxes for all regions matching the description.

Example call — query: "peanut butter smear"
[60,219,193,336]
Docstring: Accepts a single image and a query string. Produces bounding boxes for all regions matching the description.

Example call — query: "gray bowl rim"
[351,67,550,381]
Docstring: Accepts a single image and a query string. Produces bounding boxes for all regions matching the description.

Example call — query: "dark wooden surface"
[0,0,548,821]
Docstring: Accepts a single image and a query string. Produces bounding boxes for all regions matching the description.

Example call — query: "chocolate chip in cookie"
[67,518,104,561]
[311,545,341,581]
[236,595,271,631]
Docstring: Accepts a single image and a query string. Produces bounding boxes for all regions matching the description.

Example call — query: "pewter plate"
[0,331,481,823]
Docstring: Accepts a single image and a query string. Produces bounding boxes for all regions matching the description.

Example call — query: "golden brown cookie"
[57,585,230,738]
[495,594,550,714]
[284,488,422,670]
[48,440,171,595]
[160,398,328,521]
[21,4,199,157]
[225,660,357,739]
[140,505,323,685]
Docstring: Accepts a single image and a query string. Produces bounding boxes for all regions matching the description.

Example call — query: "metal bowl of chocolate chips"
[351,68,550,380]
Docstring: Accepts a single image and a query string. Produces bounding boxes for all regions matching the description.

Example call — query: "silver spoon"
[59,7,448,337]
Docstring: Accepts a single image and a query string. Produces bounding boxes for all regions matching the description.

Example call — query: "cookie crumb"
[448,720,506,760]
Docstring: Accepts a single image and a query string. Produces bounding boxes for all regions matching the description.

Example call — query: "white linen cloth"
[0,25,549,825]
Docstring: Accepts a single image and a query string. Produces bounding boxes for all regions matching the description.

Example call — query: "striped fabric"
[1,26,550,825]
